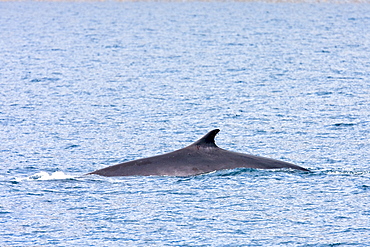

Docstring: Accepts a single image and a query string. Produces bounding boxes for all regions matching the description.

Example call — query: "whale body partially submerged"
[87,129,309,177]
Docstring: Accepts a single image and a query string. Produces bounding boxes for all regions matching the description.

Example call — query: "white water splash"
[15,171,75,182]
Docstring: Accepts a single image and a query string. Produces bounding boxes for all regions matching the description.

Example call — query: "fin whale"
[87,129,309,177]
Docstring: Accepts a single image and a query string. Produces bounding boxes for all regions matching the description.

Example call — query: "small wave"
[312,168,370,177]
[15,171,75,182]
[332,123,357,127]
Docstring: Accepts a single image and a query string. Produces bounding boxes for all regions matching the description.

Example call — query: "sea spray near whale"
[88,129,309,177]
[14,171,75,182]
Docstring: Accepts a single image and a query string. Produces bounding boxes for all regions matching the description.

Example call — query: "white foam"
[15,171,75,182]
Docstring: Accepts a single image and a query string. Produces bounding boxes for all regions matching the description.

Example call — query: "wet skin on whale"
[87,129,309,177]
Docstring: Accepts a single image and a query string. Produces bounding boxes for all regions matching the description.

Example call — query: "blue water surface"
[1,2,370,246]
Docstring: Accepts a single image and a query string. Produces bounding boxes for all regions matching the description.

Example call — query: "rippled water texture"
[1,2,370,246]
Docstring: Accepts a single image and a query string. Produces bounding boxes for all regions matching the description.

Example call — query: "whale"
[87,129,309,177]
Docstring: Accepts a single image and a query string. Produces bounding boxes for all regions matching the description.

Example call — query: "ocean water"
[1,1,370,246]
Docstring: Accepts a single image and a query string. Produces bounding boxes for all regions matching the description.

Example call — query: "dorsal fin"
[190,129,220,148]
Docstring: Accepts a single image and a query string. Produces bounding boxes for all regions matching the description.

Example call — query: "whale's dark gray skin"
[87,129,309,177]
